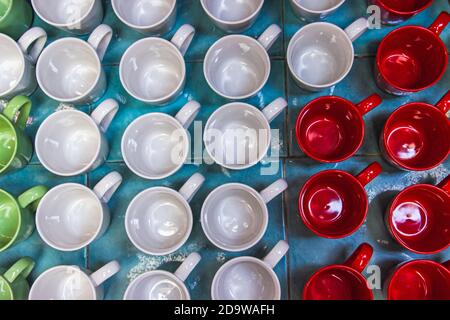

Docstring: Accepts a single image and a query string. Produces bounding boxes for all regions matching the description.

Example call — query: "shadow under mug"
[0,0,32,40]
[303,243,374,300]
[368,0,434,25]
[0,257,35,300]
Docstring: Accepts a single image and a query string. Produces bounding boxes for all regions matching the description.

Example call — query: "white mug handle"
[93,171,123,203]
[171,24,195,56]
[18,27,47,64]
[179,173,205,203]
[90,261,120,287]
[88,24,113,61]
[345,17,369,42]
[257,24,282,51]
[262,98,288,123]
[91,99,119,132]
[260,179,288,204]
[175,100,201,129]
[174,253,201,282]
[262,240,289,269]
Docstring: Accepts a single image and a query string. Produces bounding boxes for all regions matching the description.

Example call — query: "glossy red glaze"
[387,260,450,300]
[298,163,382,238]
[376,12,449,94]
[369,0,433,24]
[296,95,382,163]
[303,243,374,300]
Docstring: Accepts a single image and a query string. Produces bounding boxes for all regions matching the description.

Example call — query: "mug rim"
[290,0,346,14]
[0,189,22,252]
[0,0,13,24]
[35,109,103,177]
[125,186,193,256]
[36,37,102,103]
[374,0,433,15]
[200,0,264,26]
[31,0,97,28]
[0,114,19,175]
[0,33,26,97]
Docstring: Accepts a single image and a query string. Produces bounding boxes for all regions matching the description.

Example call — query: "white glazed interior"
[125,188,192,255]
[0,35,25,95]
[112,0,176,28]
[35,111,101,176]
[201,0,263,23]
[293,0,345,12]
[32,0,95,26]
[204,35,270,99]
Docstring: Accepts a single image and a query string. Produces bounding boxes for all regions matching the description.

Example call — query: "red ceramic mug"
[386,175,450,254]
[296,94,382,163]
[386,260,450,300]
[368,0,434,25]
[376,12,450,95]
[381,90,450,171]
[303,243,374,300]
[298,162,382,238]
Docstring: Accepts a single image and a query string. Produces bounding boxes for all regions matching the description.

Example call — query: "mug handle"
[17,27,47,64]
[262,98,288,123]
[175,100,201,129]
[355,93,382,115]
[93,171,123,203]
[438,175,450,195]
[262,240,289,269]
[3,257,35,283]
[257,24,282,51]
[355,162,382,187]
[88,24,113,61]
[429,12,450,36]
[344,243,373,274]
[435,90,450,115]
[344,17,369,42]
[260,179,288,204]
[174,252,202,282]
[443,260,450,271]
[90,261,120,287]
[2,96,32,130]
[90,99,119,133]
[18,186,48,212]
[171,24,195,56]
[179,173,205,203]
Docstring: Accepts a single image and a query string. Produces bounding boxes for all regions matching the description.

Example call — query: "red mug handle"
[443,261,450,271]
[356,162,383,187]
[429,12,450,36]
[356,93,383,115]
[438,175,450,195]
[344,243,374,273]
[435,90,450,115]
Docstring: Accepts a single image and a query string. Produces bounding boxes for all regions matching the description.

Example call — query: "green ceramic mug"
[0,95,33,175]
[0,257,35,300]
[0,0,33,40]
[0,186,48,252]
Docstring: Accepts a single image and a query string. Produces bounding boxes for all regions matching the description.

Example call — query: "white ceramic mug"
[287,18,368,91]
[122,101,200,180]
[201,179,288,252]
[119,24,195,105]
[290,0,346,21]
[204,97,287,170]
[29,261,120,300]
[31,0,104,35]
[35,171,123,252]
[35,99,119,177]
[125,173,205,255]
[0,27,47,99]
[200,0,264,32]
[36,24,113,105]
[204,24,282,100]
[112,0,177,35]
[124,252,201,300]
[211,240,289,300]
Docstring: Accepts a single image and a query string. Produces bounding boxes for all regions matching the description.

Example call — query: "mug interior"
[0,35,24,95]
[36,111,101,175]
[37,39,101,101]
[0,115,17,172]
[113,0,175,27]
[36,184,103,250]
[204,36,269,99]
[294,0,344,12]
[202,0,263,22]
[120,39,184,102]
[124,271,188,300]
[126,188,191,255]
[202,184,267,251]
[32,0,94,25]
[0,189,20,250]
[288,23,353,87]
[377,0,432,13]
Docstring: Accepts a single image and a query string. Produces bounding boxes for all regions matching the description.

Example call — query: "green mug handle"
[18,186,48,212]
[2,96,32,130]
[3,257,35,283]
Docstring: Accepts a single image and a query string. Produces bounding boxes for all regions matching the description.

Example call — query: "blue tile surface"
[0,0,449,300]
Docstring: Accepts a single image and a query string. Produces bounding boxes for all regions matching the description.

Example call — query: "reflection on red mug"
[376,12,450,95]
[387,175,450,254]
[369,0,434,25]
[386,260,450,300]
[296,94,382,163]
[303,243,374,300]
[298,162,382,239]
[381,90,450,171]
